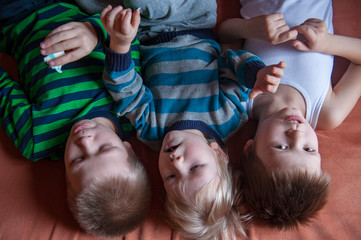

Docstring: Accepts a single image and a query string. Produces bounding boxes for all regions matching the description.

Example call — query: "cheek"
[157,155,169,176]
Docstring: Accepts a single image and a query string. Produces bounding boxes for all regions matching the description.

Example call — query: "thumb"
[249,88,262,99]
[292,40,310,52]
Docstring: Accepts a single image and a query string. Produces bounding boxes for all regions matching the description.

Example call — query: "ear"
[123,141,136,156]
[209,141,228,162]
[243,139,253,157]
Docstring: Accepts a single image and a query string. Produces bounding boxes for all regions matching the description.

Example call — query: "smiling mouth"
[284,115,303,124]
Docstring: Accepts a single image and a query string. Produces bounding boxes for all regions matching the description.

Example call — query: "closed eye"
[70,156,84,167]
[99,144,114,152]
[190,165,202,171]
[166,174,175,180]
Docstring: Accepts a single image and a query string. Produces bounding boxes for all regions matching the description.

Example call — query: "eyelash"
[166,165,202,180]
[191,165,201,170]
[276,145,315,152]
[70,156,84,167]
[99,144,113,152]
[304,147,315,152]
[276,145,288,150]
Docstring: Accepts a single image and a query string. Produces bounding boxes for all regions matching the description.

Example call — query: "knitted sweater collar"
[167,120,225,149]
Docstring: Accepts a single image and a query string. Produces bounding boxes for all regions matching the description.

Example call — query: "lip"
[73,121,94,134]
[284,115,303,124]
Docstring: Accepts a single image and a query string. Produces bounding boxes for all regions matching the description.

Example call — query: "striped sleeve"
[103,46,152,125]
[0,3,142,161]
[0,69,35,159]
[219,49,267,89]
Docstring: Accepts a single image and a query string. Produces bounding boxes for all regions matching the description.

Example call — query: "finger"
[40,30,80,54]
[131,8,141,28]
[114,9,130,31]
[41,37,82,55]
[122,9,133,25]
[42,22,75,42]
[41,26,78,51]
[270,65,285,78]
[291,40,310,52]
[294,25,317,42]
[277,61,287,69]
[100,5,112,24]
[48,48,83,66]
[277,29,298,43]
[107,6,123,27]
[265,75,280,87]
[266,84,278,93]
[249,88,263,99]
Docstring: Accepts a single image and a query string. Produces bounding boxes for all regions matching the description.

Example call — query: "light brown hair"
[67,154,151,238]
[164,149,246,240]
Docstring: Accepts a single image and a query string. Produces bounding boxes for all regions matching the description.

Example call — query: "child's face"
[253,107,321,174]
[158,130,221,198]
[64,119,135,194]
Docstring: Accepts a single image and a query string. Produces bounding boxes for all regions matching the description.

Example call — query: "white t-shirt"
[242,0,334,128]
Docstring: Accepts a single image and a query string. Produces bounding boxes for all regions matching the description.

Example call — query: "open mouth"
[284,115,303,124]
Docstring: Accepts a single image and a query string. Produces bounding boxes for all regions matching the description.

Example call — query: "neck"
[253,85,306,122]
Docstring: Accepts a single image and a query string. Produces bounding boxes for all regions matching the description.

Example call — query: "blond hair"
[240,145,331,229]
[67,154,151,238]
[164,149,246,240]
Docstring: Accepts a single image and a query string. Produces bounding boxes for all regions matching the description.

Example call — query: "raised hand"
[291,18,330,53]
[100,5,140,53]
[250,61,286,99]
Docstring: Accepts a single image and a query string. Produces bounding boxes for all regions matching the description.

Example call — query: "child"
[0,2,150,238]
[99,2,285,239]
[218,0,361,229]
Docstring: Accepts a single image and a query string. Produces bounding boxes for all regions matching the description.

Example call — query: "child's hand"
[100,5,140,53]
[40,22,98,66]
[248,13,298,44]
[250,61,286,99]
[291,18,330,53]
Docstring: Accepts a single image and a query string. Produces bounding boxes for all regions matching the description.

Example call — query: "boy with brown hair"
[0,2,150,238]
[218,0,361,229]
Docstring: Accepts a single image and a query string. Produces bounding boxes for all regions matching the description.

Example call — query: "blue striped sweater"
[103,30,266,151]
[0,3,140,161]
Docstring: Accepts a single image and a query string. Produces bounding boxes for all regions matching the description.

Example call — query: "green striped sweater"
[0,3,140,161]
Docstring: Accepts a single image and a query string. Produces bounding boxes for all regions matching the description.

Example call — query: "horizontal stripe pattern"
[0,3,140,161]
[104,34,265,151]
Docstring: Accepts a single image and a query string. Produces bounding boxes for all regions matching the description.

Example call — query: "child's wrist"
[109,41,131,54]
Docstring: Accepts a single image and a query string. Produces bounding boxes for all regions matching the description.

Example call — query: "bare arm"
[293,19,361,129]
[218,13,297,44]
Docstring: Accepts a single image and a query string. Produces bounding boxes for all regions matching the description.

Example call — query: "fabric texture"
[103,30,266,150]
[75,0,124,14]
[1,0,361,239]
[242,0,334,128]
[122,0,218,41]
[0,3,139,161]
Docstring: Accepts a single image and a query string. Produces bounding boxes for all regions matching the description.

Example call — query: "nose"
[286,127,304,142]
[169,154,187,176]
[170,153,183,162]
[76,135,94,153]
